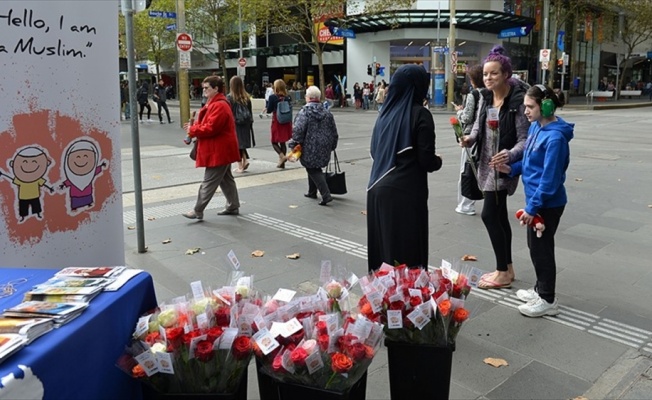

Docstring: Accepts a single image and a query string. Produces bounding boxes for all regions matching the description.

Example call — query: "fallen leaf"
[286,253,300,260]
[483,357,508,368]
[461,254,478,261]
[185,247,200,255]
[147,217,156,221]
[251,250,265,257]
[127,226,136,230]
[162,239,171,244]
[575,178,583,182]
[289,205,298,209]
[361,210,367,215]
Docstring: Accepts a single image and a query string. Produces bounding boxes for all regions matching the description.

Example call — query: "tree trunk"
[316,44,325,100]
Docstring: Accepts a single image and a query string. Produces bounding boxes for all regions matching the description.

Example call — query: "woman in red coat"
[266,79,293,168]
[182,76,241,220]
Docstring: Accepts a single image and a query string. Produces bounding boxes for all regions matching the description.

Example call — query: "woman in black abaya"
[367,64,443,271]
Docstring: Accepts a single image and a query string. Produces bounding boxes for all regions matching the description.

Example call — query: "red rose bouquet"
[117,276,260,394]
[252,270,381,394]
[450,116,464,142]
[359,262,473,347]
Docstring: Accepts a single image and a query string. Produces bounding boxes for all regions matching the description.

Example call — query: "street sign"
[176,33,192,52]
[238,58,246,68]
[498,25,532,39]
[179,51,191,69]
[434,46,449,54]
[451,51,458,69]
[165,23,176,31]
[237,66,246,77]
[332,27,356,39]
[539,49,550,62]
[149,10,176,18]
[542,61,549,70]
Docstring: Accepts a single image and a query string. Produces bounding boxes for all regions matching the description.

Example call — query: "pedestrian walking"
[288,86,338,206]
[137,81,153,123]
[460,45,529,289]
[153,79,173,124]
[454,64,486,216]
[182,75,241,220]
[266,79,292,169]
[495,84,573,317]
[227,76,254,173]
[366,64,443,272]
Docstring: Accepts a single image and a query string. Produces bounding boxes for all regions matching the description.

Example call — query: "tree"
[253,0,415,97]
[599,0,652,95]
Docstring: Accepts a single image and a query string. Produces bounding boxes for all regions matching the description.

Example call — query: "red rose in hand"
[196,340,215,362]
[214,306,231,327]
[331,352,353,373]
[453,307,470,323]
[232,336,252,360]
[347,342,367,362]
[206,326,224,343]
[318,334,330,351]
[450,116,460,125]
[488,120,499,131]
[166,327,184,351]
[290,347,308,366]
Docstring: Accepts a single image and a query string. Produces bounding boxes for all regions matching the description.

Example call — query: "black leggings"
[481,190,512,271]
[272,142,287,156]
[139,102,151,120]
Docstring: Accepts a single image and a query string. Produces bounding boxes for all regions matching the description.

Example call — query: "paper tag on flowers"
[273,288,296,303]
[227,249,241,270]
[218,328,238,350]
[190,280,205,301]
[467,267,484,288]
[407,306,430,330]
[487,106,499,121]
[135,351,159,376]
[155,351,175,374]
[134,314,151,338]
[253,327,280,355]
[281,349,296,374]
[196,312,209,330]
[305,350,325,374]
[387,309,403,329]
[367,291,384,314]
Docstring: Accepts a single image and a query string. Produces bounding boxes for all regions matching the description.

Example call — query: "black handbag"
[325,150,347,195]
[460,145,483,200]
[189,140,197,161]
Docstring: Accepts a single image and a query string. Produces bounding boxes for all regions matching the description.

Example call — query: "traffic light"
[367,65,372,76]
[375,63,381,75]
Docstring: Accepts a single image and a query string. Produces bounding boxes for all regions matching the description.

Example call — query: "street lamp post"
[447,0,456,111]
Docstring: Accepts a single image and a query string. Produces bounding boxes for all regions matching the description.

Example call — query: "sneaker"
[518,297,559,317]
[168,120,174,124]
[182,211,203,220]
[147,119,154,123]
[160,121,165,124]
[455,207,476,216]
[516,288,539,302]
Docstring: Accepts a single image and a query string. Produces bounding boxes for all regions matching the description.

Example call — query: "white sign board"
[0,1,124,267]
[539,49,551,62]
[179,51,191,69]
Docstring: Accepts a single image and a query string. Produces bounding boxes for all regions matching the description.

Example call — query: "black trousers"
[157,100,171,122]
[481,190,512,271]
[305,167,330,199]
[528,206,564,303]
[139,102,151,120]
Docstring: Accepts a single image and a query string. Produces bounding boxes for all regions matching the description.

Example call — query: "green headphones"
[535,84,555,118]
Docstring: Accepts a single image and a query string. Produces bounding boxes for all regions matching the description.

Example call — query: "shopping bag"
[325,150,347,195]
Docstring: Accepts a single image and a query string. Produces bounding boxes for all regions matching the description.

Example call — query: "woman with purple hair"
[460,45,530,289]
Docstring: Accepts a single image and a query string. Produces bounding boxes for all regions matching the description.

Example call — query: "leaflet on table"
[102,269,143,291]
[22,293,96,303]
[35,277,115,289]
[55,266,126,278]
[0,317,54,344]
[27,286,103,296]
[0,333,27,365]
[3,301,89,324]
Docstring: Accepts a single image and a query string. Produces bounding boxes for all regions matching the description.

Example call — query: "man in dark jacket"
[153,79,173,124]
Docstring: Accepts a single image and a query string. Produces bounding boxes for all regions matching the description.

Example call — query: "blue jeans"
[362,95,369,109]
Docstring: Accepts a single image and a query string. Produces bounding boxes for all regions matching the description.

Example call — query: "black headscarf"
[367,64,429,190]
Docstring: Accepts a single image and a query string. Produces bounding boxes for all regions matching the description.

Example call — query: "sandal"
[477,277,512,290]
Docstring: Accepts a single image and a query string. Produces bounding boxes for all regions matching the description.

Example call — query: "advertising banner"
[0,1,124,267]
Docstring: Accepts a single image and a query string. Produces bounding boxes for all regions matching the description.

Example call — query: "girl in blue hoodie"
[495,84,574,317]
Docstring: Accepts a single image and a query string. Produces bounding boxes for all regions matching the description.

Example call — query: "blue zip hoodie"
[509,116,574,216]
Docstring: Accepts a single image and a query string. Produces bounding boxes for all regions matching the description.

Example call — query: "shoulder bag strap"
[327,150,341,173]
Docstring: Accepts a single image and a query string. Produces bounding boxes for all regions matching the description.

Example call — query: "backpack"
[137,87,148,104]
[276,97,292,124]
[233,101,252,125]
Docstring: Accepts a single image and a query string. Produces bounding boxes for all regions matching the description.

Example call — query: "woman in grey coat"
[288,86,339,206]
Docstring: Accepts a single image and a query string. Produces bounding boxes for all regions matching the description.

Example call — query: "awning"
[338,10,535,35]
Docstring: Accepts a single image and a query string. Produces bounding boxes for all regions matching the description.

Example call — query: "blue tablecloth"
[0,268,158,400]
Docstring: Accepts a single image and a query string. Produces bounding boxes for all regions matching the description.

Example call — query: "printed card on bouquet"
[305,350,324,374]
[281,349,296,374]
[218,328,238,350]
[190,281,205,301]
[487,107,500,121]
[227,250,241,270]
[387,310,403,329]
[155,351,175,374]
[272,288,296,303]
[135,351,159,377]
[407,305,430,330]
[468,267,484,288]
[134,315,151,338]
[367,291,384,313]
[319,313,339,335]
[253,327,280,355]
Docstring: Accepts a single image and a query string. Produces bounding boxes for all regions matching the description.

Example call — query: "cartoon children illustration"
[0,146,55,222]
[59,139,107,211]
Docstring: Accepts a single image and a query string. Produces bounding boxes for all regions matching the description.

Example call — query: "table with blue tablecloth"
[0,268,157,400]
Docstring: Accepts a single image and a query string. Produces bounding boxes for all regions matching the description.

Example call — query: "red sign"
[238,58,246,67]
[176,33,192,52]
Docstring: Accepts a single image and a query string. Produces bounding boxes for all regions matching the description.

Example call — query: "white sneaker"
[455,207,476,216]
[147,119,154,123]
[518,297,560,317]
[516,288,539,302]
